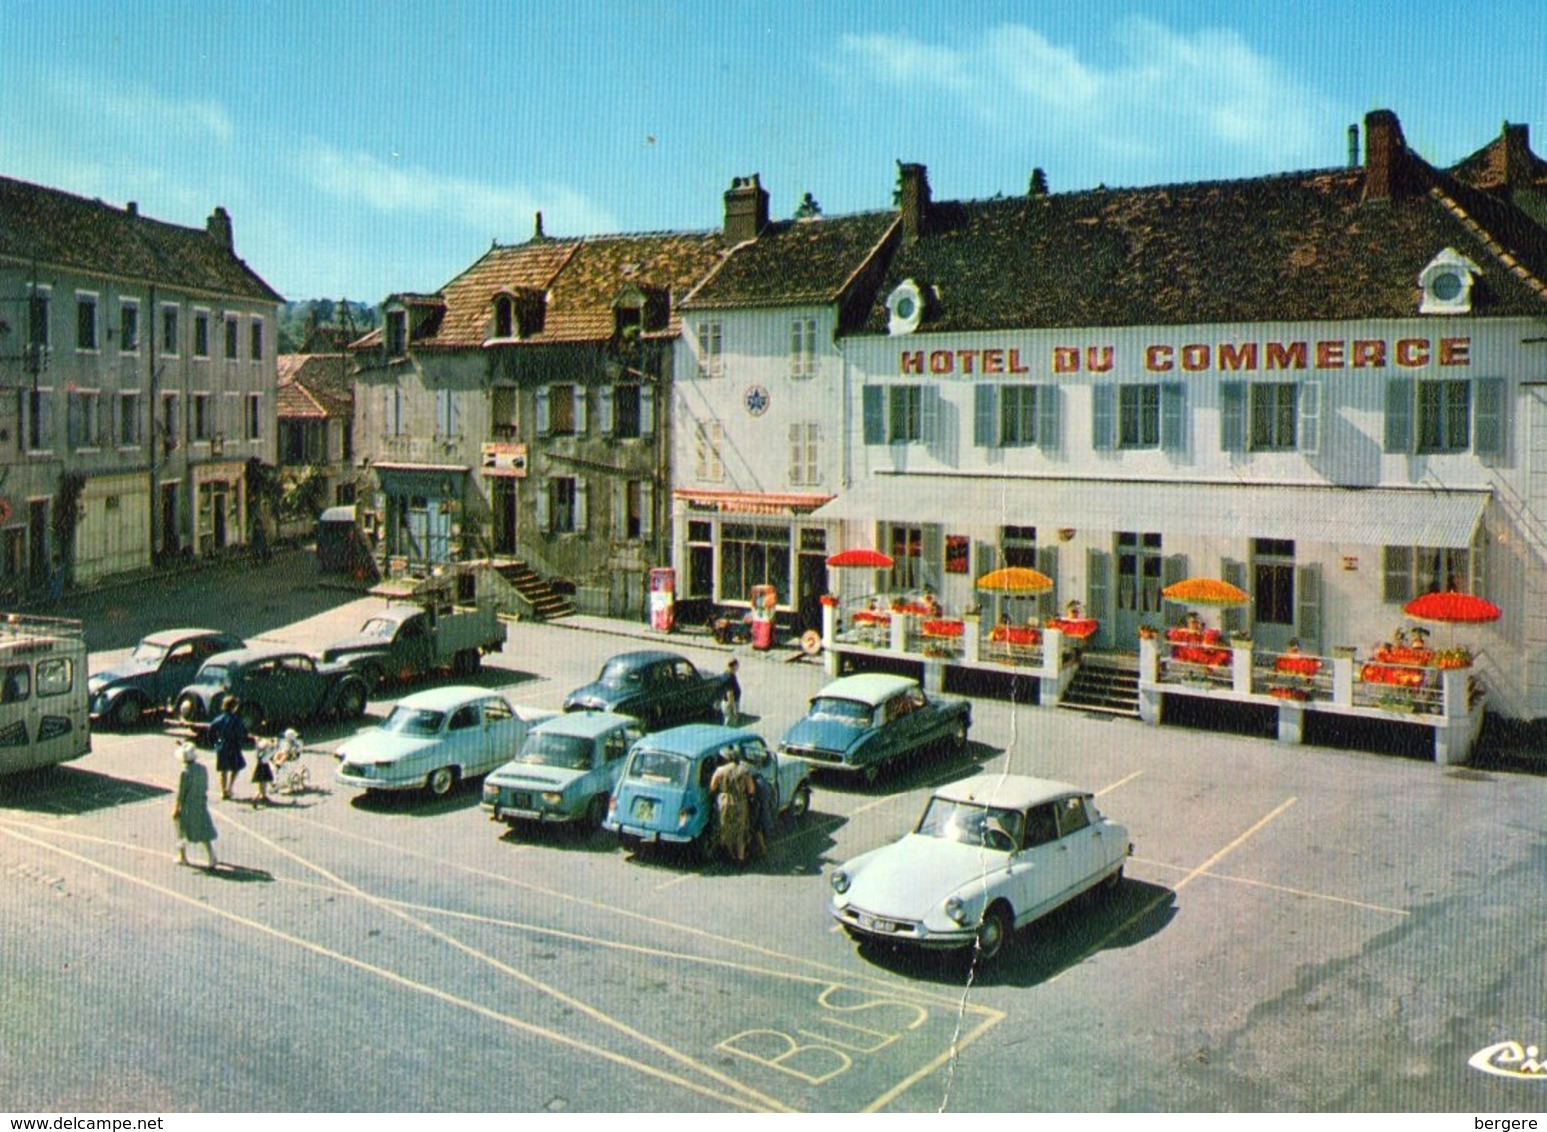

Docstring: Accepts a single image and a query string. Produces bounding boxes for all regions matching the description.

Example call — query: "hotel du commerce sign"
[894,334,1472,378]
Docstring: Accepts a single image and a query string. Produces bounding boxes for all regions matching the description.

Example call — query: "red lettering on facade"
[1396,339,1430,367]
[1217,342,1258,371]
[1008,348,1029,374]
[1316,340,1345,368]
[1085,346,1114,373]
[1181,344,1210,372]
[1439,337,1471,366]
[900,351,924,375]
[1351,340,1386,367]
[955,350,977,374]
[982,348,1005,374]
[1265,342,1308,370]
[1146,345,1174,372]
[1053,347,1080,373]
[929,351,953,375]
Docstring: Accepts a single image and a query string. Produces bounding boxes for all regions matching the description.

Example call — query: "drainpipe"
[147,283,157,563]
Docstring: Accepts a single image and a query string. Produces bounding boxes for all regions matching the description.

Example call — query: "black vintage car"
[174,645,369,733]
[562,650,731,731]
[88,628,245,728]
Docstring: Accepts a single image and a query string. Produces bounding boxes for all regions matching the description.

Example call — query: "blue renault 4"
[605,723,811,858]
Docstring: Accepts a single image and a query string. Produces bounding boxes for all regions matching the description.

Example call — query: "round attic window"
[1430,271,1463,301]
[886,279,924,335]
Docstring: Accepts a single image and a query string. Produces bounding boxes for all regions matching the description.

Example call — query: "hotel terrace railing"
[1138,636,1487,765]
[821,598,1488,764]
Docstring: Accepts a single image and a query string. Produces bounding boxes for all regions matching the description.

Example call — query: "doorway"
[1114,531,1163,642]
[492,479,517,556]
[1252,538,1296,653]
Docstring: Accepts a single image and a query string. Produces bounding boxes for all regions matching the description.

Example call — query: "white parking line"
[1131,854,1407,917]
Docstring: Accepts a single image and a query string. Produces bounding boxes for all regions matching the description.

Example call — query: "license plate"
[513,792,531,809]
[857,913,897,933]
[632,797,658,823]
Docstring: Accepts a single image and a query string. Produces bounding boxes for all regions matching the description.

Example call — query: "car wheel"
[176,694,203,724]
[110,694,143,730]
[862,762,881,787]
[358,662,384,692]
[336,682,367,720]
[950,720,969,754]
[1099,864,1124,896]
[238,702,264,734]
[974,903,1013,963]
[585,793,609,830]
[785,782,811,823]
[426,766,457,798]
[619,832,642,855]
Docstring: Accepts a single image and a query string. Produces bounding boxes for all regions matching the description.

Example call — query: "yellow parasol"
[976,566,1055,595]
[1161,577,1250,607]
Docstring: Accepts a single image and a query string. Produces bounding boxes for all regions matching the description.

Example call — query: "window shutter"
[536,481,550,532]
[1299,380,1321,456]
[1220,381,1245,454]
[1036,545,1060,619]
[862,386,884,445]
[573,386,588,435]
[1221,558,1248,635]
[1161,553,1188,621]
[598,387,615,436]
[1085,548,1111,627]
[575,477,588,532]
[694,422,708,480]
[1092,385,1114,451]
[1161,382,1185,453]
[536,386,551,437]
[640,385,656,437]
[614,480,627,538]
[1037,385,1061,451]
[1474,377,1505,459]
[920,385,940,446]
[788,423,802,484]
[1384,379,1412,453]
[1296,562,1322,653]
[640,481,654,541]
[973,384,998,448]
[1381,545,1411,603]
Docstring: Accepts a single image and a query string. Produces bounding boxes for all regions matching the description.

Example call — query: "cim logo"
[1469,1040,1547,1081]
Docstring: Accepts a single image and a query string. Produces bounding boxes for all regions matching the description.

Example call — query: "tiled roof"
[277,353,352,419]
[1449,124,1547,193]
[685,211,899,309]
[861,161,1547,334]
[535,230,726,342]
[0,175,282,302]
[417,239,579,348]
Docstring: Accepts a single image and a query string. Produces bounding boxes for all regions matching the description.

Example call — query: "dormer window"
[1419,248,1481,315]
[486,287,543,344]
[886,279,925,336]
[385,310,407,356]
[611,283,666,341]
[494,295,515,339]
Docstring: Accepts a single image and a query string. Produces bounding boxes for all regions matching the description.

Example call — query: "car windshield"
[197,664,228,685]
[625,749,688,786]
[807,697,873,726]
[359,618,397,640]
[519,733,593,770]
[380,706,444,736]
[915,797,1023,851]
[597,660,644,687]
[131,640,169,664]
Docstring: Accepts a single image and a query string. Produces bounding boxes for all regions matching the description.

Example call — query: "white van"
[0,614,90,776]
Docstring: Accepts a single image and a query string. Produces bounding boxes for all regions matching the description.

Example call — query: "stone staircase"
[489,559,575,621]
[1058,653,1141,717]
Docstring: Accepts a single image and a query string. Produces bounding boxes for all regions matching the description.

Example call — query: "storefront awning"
[811,477,1489,548]
[674,489,834,516]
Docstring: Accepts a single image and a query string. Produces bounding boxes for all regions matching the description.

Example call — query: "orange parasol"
[976,566,1054,595]
[1161,577,1250,607]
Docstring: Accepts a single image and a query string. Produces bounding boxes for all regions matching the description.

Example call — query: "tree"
[1029,168,1049,196]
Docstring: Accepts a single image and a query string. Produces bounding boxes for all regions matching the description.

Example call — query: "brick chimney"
[1503,122,1533,188]
[206,206,233,252]
[899,162,931,239]
[1362,110,1407,202]
[723,175,769,244]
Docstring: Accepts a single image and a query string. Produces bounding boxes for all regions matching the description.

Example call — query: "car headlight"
[541,791,563,806]
[831,869,850,895]
[677,805,695,829]
[482,783,498,800]
[944,896,967,925]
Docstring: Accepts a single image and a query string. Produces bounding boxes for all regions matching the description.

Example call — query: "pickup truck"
[319,600,504,690]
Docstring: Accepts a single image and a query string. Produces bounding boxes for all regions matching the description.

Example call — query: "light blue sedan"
[482,711,643,830]
[335,686,554,797]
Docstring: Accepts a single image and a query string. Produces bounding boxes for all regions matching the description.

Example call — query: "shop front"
[193,462,248,558]
[372,462,470,576]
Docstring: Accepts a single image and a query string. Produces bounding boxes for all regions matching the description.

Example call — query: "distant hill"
[278,299,379,354]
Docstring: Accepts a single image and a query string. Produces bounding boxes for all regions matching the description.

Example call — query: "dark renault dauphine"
[562,650,730,730]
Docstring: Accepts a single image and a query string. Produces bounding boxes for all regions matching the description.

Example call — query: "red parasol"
[1403,591,1501,624]
[826,547,894,569]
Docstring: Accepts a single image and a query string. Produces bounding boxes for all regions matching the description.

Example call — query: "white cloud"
[294,140,618,240]
[839,18,1336,178]
[47,73,233,143]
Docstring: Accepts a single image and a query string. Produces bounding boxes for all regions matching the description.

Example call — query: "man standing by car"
[721,658,742,727]
[208,695,249,801]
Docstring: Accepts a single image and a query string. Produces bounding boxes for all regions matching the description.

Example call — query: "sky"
[4,1,1545,305]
